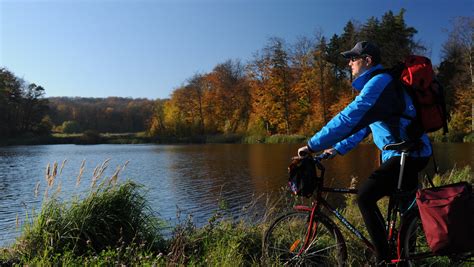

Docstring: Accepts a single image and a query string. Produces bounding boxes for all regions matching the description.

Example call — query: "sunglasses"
[350,55,370,62]
[350,56,363,62]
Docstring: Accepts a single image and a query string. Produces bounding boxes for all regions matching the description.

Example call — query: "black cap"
[341,41,380,63]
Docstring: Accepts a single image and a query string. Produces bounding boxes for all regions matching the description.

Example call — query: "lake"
[0,143,472,246]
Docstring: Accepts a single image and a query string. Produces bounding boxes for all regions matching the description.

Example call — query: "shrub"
[15,181,165,262]
[61,120,82,134]
[242,134,266,144]
[265,134,306,144]
[463,131,474,143]
[167,215,262,265]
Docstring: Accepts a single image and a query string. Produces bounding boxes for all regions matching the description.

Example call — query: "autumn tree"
[289,36,319,133]
[203,60,250,134]
[248,38,297,134]
[148,99,168,137]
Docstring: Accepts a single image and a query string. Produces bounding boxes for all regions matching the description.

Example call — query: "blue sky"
[0,0,472,99]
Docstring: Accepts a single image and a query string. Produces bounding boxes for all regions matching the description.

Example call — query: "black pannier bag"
[288,157,317,197]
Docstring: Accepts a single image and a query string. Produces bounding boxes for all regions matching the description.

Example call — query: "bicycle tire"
[263,211,347,266]
[399,211,453,266]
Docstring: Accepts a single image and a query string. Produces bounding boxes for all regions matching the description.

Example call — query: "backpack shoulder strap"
[369,68,389,80]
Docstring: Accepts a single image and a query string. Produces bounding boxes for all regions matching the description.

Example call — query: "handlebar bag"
[416,182,474,255]
[288,157,316,197]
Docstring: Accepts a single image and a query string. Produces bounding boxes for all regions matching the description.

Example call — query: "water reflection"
[0,143,472,246]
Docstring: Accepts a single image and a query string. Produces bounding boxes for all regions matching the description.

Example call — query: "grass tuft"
[13,180,165,264]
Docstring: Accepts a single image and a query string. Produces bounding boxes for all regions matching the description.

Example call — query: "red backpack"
[374,55,450,139]
[400,55,449,137]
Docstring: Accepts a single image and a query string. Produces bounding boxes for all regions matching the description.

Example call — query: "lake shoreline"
[0,133,307,146]
[1,132,472,146]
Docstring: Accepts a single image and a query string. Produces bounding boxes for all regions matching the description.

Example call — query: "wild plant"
[11,159,166,264]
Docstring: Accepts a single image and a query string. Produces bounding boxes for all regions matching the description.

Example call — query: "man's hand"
[323,148,338,159]
[297,146,313,157]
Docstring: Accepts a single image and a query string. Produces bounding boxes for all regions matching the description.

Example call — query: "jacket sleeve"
[307,74,392,152]
[333,126,370,155]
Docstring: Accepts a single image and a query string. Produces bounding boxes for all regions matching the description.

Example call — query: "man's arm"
[333,126,370,155]
[307,73,392,152]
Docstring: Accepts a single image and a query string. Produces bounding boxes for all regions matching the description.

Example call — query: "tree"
[19,83,49,133]
[0,68,22,136]
[248,38,296,134]
[314,36,331,124]
[0,68,49,137]
[186,74,206,135]
[290,36,318,132]
[148,99,168,137]
[438,16,474,132]
[337,21,359,81]
[48,97,155,133]
[203,60,250,134]
[358,9,424,67]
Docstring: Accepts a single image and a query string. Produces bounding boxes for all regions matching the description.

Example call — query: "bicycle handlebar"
[314,152,331,161]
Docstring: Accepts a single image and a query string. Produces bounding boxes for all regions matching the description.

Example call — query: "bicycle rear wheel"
[263,211,347,266]
[400,211,451,266]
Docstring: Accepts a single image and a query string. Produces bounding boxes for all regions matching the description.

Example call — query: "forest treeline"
[47,97,154,133]
[0,10,472,142]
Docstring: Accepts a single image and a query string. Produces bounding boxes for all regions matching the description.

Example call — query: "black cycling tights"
[357,156,429,262]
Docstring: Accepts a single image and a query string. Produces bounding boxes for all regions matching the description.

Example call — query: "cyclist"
[297,41,431,265]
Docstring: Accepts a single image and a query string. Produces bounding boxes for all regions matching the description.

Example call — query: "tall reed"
[12,159,166,264]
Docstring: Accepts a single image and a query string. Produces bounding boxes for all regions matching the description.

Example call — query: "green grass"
[242,134,307,144]
[6,179,166,265]
[264,134,307,144]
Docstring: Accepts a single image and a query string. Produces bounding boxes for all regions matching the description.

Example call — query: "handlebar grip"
[315,152,331,161]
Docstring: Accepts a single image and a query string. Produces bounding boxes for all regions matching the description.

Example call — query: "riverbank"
[0,132,152,146]
[0,133,307,146]
[1,131,472,146]
[1,166,472,266]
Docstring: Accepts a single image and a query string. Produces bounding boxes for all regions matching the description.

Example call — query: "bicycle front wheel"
[263,211,347,266]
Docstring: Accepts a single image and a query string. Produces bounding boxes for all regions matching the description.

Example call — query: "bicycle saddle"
[383,140,421,152]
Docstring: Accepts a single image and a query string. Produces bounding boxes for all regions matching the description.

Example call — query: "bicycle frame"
[291,154,434,263]
[293,187,375,254]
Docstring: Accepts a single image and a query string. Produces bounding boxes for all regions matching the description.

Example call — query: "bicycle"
[262,142,473,266]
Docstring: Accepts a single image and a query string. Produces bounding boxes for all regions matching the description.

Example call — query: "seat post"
[397,152,408,190]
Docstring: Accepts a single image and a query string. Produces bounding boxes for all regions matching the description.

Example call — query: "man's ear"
[365,56,373,67]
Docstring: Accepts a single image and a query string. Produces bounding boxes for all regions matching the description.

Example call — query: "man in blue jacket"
[297,41,431,265]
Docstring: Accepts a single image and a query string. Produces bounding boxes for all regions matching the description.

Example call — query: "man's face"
[348,56,371,78]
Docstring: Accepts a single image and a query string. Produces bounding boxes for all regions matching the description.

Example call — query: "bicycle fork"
[297,202,319,256]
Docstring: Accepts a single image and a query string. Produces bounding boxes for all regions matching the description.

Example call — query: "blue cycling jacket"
[307,64,432,162]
